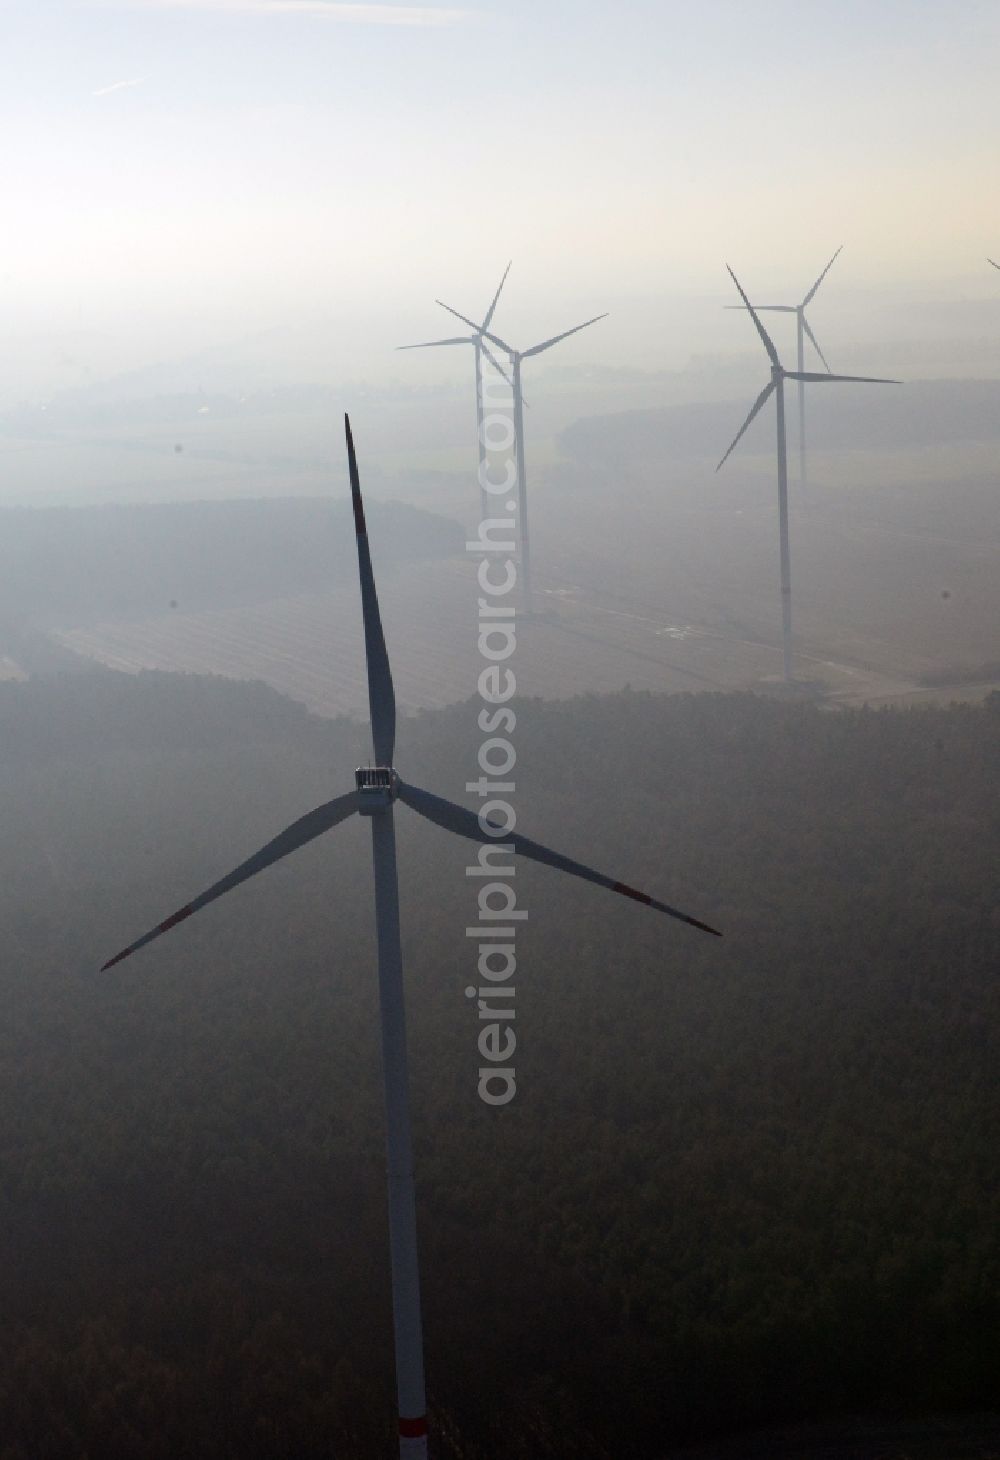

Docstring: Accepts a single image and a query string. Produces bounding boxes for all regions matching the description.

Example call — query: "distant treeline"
[0,673,996,1457]
[918,661,1000,688]
[560,379,1000,463]
[1,380,447,434]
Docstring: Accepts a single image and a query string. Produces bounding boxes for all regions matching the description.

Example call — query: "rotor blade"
[345,415,396,765]
[726,267,780,368]
[800,314,832,373]
[723,305,796,312]
[786,371,900,385]
[397,780,721,937]
[396,335,474,351]
[101,791,361,970]
[437,299,483,331]
[801,245,844,306]
[521,313,608,358]
[989,258,1000,271]
[481,260,512,331]
[437,300,515,357]
[440,303,515,356]
[716,380,776,472]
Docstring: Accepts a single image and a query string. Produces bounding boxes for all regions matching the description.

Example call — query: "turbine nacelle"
[356,766,399,812]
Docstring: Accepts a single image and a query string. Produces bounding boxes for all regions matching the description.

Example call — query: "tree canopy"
[0,671,996,1457]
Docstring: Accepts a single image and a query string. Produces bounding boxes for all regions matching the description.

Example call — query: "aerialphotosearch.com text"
[465,368,522,1106]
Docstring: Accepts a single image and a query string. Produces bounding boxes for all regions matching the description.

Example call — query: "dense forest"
[0,671,996,1457]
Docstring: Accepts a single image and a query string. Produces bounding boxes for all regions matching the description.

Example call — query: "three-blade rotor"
[100,417,720,974]
[436,302,608,364]
[396,264,518,393]
[101,774,721,971]
[718,266,899,469]
[724,247,843,374]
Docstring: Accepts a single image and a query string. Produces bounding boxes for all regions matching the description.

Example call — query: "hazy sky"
[5,0,1000,393]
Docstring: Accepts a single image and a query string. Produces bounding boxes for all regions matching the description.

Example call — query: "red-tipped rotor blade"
[397,780,720,937]
[101,790,360,970]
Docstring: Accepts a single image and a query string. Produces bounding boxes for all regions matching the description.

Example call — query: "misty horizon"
[2,1,999,1457]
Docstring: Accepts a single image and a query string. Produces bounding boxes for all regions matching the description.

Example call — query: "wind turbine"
[718,266,899,684]
[439,300,608,615]
[989,257,1000,271]
[101,415,720,1459]
[397,264,518,521]
[726,247,843,494]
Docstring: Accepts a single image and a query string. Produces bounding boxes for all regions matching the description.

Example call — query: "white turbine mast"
[440,300,608,615]
[101,415,720,1459]
[718,266,899,684]
[725,246,843,494]
[397,264,517,520]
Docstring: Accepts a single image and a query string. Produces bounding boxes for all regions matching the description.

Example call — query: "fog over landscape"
[2,1,999,1456]
[2,354,998,714]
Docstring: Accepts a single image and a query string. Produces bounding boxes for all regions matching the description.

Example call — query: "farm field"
[51,547,997,719]
[52,558,740,719]
[40,411,1000,717]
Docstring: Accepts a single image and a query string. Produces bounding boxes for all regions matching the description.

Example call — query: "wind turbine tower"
[727,247,843,494]
[719,267,898,684]
[102,416,719,1457]
[440,300,608,615]
[398,264,517,521]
